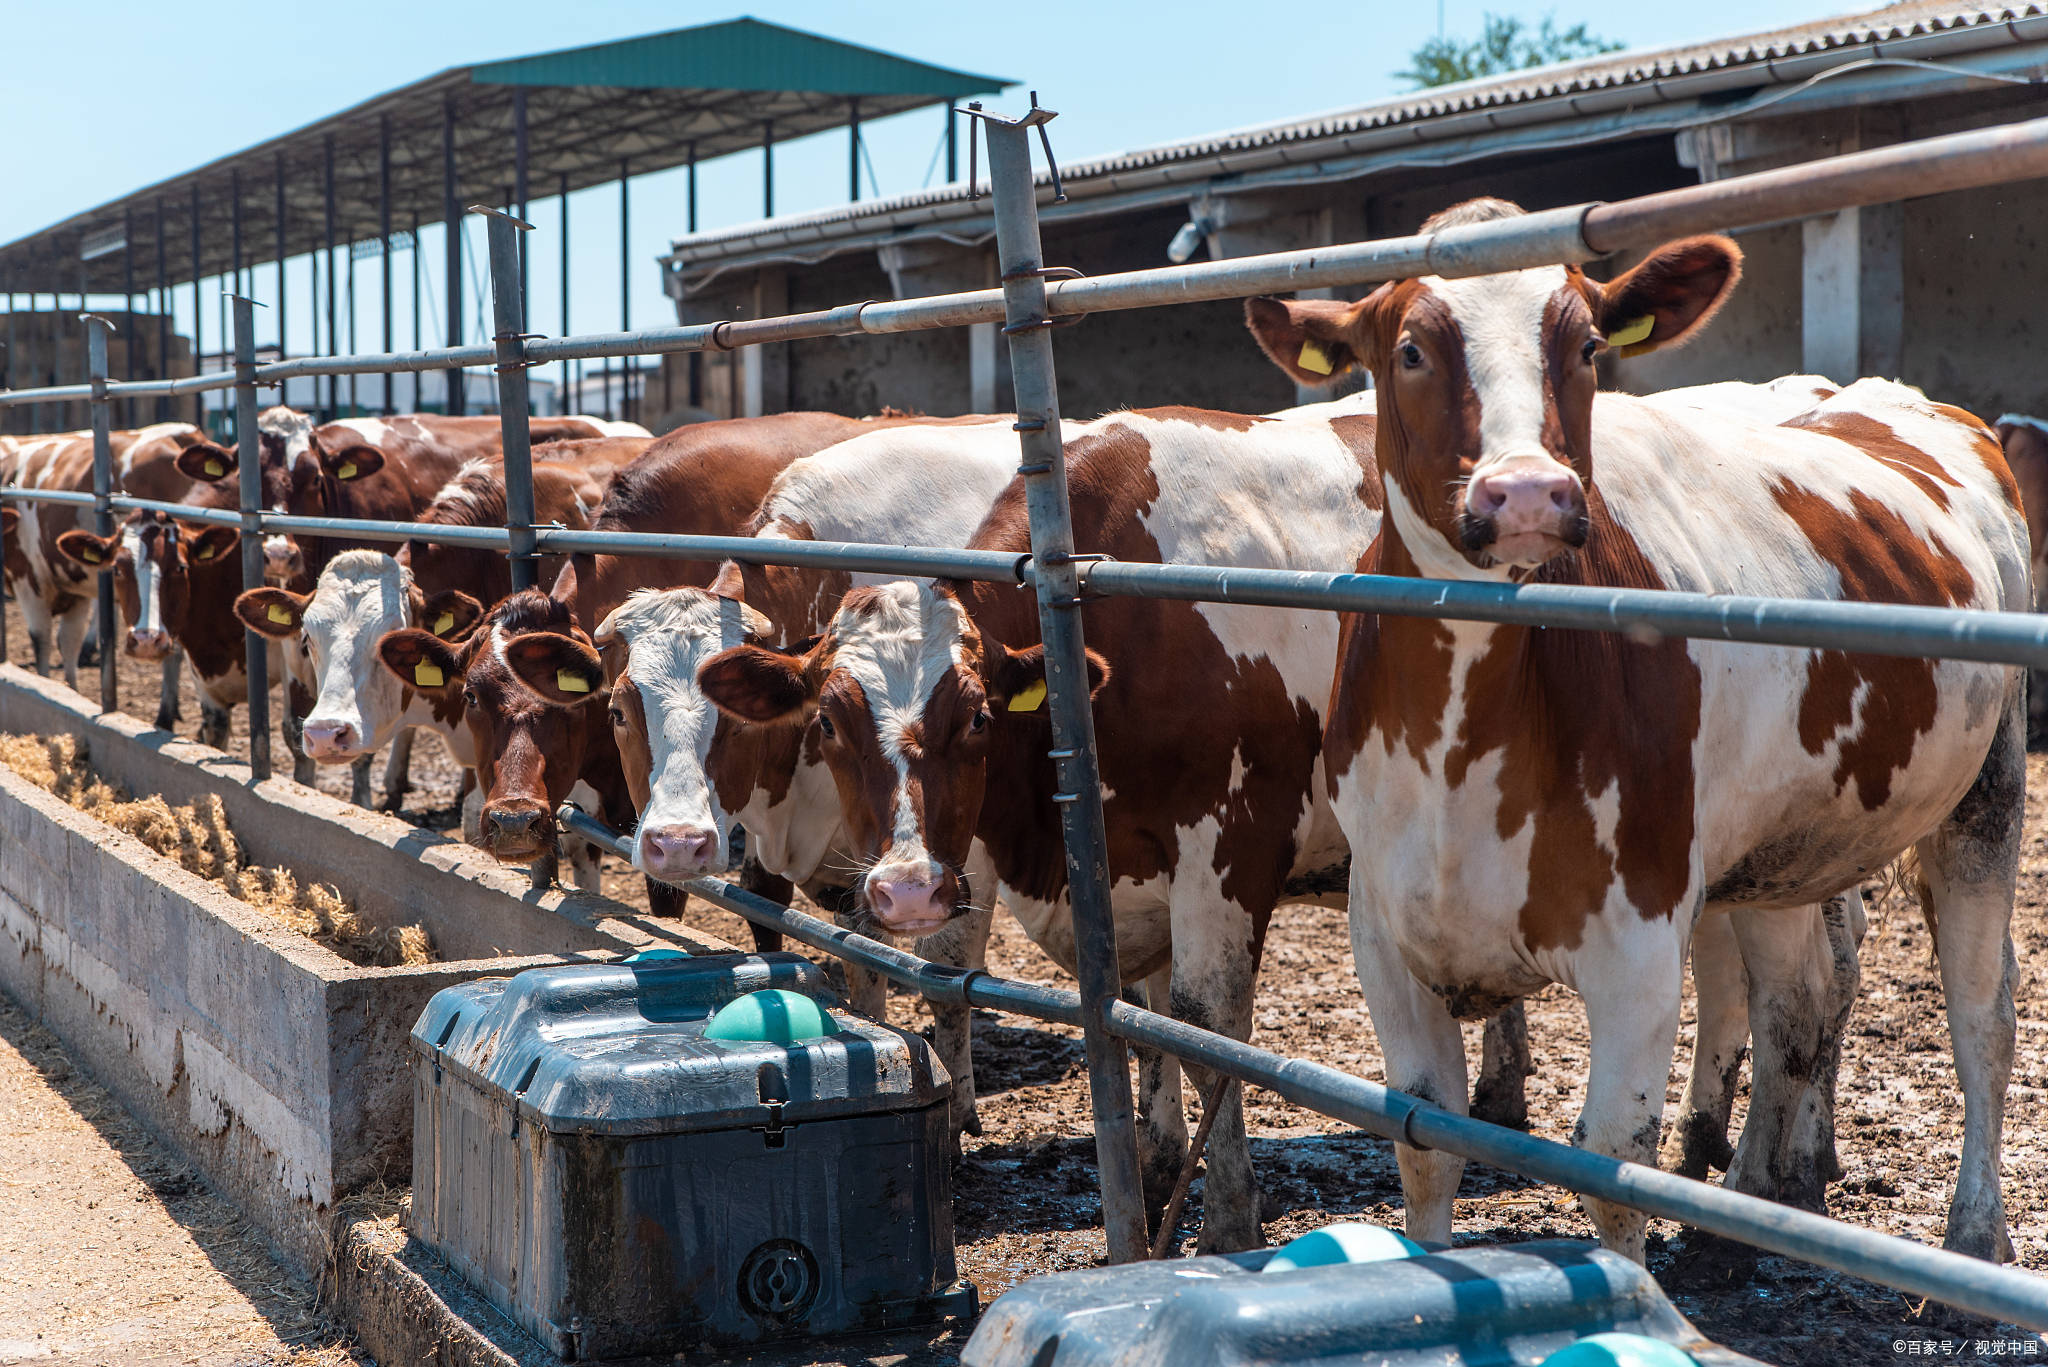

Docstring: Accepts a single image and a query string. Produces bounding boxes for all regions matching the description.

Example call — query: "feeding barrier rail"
[6,101,2048,1328]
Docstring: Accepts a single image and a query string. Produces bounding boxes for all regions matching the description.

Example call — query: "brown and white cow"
[1995,414,2048,739]
[1243,198,2026,1261]
[4,423,204,689]
[691,407,1384,1250]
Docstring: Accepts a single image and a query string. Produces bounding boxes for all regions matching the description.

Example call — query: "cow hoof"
[1468,1077,1530,1131]
[376,788,409,814]
[1193,1212,1265,1257]
[1943,1206,2015,1264]
[1659,1110,1734,1180]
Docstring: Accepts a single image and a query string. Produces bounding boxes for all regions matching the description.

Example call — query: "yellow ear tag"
[81,547,102,564]
[202,459,225,477]
[432,611,456,636]
[556,669,592,695]
[335,461,359,480]
[1007,678,1047,713]
[1607,314,1655,350]
[1296,339,1336,376]
[193,543,212,560]
[414,662,445,689]
[266,604,292,625]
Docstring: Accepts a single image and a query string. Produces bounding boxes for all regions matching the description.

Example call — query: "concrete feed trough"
[0,663,728,1273]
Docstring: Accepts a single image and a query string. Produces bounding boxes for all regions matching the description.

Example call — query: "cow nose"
[300,720,357,759]
[126,630,173,661]
[865,871,953,934]
[1465,459,1585,551]
[639,825,718,879]
[489,808,539,836]
[262,538,300,580]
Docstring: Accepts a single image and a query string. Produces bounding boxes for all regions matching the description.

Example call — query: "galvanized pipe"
[985,113,1150,1266]
[232,298,270,780]
[85,316,117,712]
[482,211,538,592]
[552,804,2048,1330]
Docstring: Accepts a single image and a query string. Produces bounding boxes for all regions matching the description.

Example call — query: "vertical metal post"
[849,98,862,201]
[122,208,135,427]
[190,183,204,427]
[982,112,1148,1264]
[276,154,287,381]
[483,212,537,593]
[309,240,322,413]
[381,114,394,415]
[232,297,270,781]
[687,142,698,232]
[513,90,530,326]
[324,134,338,418]
[619,158,630,422]
[559,175,572,415]
[84,315,117,713]
[231,168,244,298]
[762,120,774,218]
[443,94,464,415]
[155,202,169,422]
[947,106,958,183]
[346,231,358,416]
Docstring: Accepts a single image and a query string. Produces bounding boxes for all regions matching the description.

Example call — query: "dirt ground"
[0,996,364,1367]
[13,600,2048,1364]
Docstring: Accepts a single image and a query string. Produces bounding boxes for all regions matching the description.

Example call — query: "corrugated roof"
[665,2,2048,267]
[0,18,1010,296]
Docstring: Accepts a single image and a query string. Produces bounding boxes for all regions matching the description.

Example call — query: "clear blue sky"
[3,0,1832,364]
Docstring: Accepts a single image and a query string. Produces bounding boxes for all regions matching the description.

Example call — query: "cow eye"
[461,686,478,706]
[817,714,836,740]
[607,705,624,728]
[968,709,989,734]
[1581,337,1601,363]
[1399,341,1424,370]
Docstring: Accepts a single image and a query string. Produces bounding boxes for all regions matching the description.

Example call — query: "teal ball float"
[621,947,690,963]
[703,988,839,1043]
[1262,1221,1424,1272]
[1540,1333,1698,1367]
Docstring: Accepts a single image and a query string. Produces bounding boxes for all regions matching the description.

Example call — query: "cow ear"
[0,507,18,537]
[234,587,310,638]
[1244,295,1365,387]
[988,642,1109,713]
[318,442,384,482]
[420,589,485,642]
[56,530,118,572]
[1595,236,1743,358]
[501,632,606,707]
[377,628,461,695]
[176,441,236,482]
[697,643,816,724]
[186,526,240,565]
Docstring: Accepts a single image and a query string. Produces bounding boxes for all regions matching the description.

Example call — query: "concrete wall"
[1609,223,1806,396]
[1903,177,2048,421]
[0,665,732,1274]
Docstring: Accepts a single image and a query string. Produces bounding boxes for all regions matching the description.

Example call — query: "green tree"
[1397,13,1625,88]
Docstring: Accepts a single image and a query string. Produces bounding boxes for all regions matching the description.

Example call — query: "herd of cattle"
[3,199,2046,1267]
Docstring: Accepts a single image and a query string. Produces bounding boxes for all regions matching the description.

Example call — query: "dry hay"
[0,732,434,967]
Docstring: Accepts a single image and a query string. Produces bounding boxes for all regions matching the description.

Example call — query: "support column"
[443,93,464,415]
[877,238,1000,413]
[190,183,204,428]
[324,134,338,417]
[381,113,395,414]
[739,268,787,419]
[1802,205,1903,383]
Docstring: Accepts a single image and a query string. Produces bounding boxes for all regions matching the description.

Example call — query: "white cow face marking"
[296,551,412,762]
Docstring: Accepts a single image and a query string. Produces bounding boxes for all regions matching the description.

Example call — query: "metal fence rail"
[4,99,2048,1322]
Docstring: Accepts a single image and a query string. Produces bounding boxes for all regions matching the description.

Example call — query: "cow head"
[698,581,1106,936]
[178,415,383,584]
[1245,198,1740,577]
[498,584,836,887]
[58,514,241,661]
[236,550,481,763]
[376,590,602,866]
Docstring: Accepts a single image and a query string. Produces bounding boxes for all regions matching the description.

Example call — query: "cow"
[401,453,622,610]
[1240,197,2025,1262]
[3,424,204,690]
[231,551,484,816]
[491,418,1021,1133]
[1995,414,2048,740]
[684,407,1385,1251]
[370,413,885,907]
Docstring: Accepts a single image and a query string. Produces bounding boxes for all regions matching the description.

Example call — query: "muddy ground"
[12,601,2048,1365]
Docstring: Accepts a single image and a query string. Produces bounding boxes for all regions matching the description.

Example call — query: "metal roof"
[662,2,2048,275]
[0,18,1010,297]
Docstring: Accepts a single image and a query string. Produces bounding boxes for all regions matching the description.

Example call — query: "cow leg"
[563,836,603,892]
[1165,887,1264,1255]
[284,681,316,786]
[155,652,183,731]
[917,903,994,1147]
[1663,908,1747,1178]
[56,599,91,692]
[1350,904,1467,1247]
[526,852,559,893]
[1470,1003,1533,1130]
[348,753,374,807]
[19,589,52,676]
[1573,924,1685,1263]
[377,726,415,812]
[1916,691,2023,1263]
[1131,963,1190,1233]
[197,697,232,751]
[1721,901,1851,1213]
[736,854,789,954]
